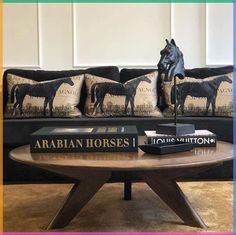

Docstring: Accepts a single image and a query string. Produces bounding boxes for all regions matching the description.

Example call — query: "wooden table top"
[10,140,233,171]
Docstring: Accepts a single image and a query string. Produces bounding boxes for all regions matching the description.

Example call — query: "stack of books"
[145,130,217,147]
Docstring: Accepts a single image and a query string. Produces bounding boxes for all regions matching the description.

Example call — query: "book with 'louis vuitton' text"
[145,130,217,147]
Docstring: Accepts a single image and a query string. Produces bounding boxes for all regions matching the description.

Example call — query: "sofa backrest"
[3,66,120,113]
[185,66,233,79]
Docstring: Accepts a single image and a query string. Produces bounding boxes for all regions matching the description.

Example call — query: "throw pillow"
[163,73,233,117]
[84,72,163,117]
[4,74,84,118]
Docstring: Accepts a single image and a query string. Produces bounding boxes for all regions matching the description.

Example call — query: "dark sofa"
[3,66,233,183]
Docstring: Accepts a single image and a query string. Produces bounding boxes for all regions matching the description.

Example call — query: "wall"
[3,3,233,70]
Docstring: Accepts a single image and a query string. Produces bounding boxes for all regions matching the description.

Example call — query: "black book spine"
[147,135,217,147]
[30,134,138,153]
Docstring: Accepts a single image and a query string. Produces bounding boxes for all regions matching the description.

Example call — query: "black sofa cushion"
[4,116,232,146]
[120,68,157,83]
[185,65,233,79]
[3,66,120,114]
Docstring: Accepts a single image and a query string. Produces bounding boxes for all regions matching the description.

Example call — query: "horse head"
[221,75,232,84]
[65,77,74,86]
[141,76,152,84]
[157,39,185,82]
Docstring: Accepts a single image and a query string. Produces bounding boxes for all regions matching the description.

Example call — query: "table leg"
[47,171,110,230]
[124,172,132,200]
[141,171,207,228]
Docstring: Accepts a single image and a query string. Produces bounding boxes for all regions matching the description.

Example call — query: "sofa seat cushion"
[4,116,232,146]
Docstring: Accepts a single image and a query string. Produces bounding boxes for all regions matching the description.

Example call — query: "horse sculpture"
[157,39,185,81]
[91,76,151,115]
[10,77,74,117]
[171,75,232,116]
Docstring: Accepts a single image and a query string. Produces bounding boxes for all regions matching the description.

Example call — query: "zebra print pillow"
[163,73,233,117]
[84,72,163,117]
[4,74,84,118]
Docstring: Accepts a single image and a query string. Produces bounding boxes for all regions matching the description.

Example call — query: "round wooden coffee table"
[9,141,233,230]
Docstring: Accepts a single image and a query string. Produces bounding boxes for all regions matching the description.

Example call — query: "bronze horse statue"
[171,75,232,116]
[91,76,151,115]
[10,77,74,117]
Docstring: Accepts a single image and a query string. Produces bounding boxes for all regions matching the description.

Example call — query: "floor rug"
[3,181,233,232]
